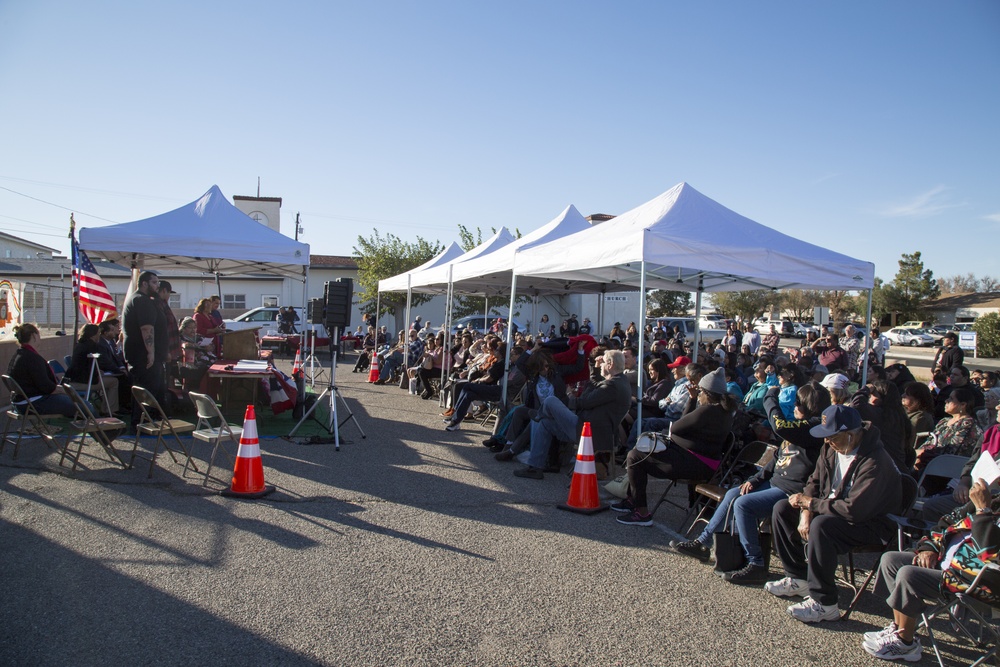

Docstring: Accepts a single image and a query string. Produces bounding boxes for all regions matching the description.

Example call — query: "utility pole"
[295,212,302,241]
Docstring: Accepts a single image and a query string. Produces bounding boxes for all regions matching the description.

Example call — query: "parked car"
[924,325,950,346]
[698,314,728,329]
[791,322,815,338]
[753,319,795,336]
[953,323,974,332]
[224,307,330,343]
[901,320,932,329]
[449,315,524,337]
[646,317,727,342]
[885,327,934,347]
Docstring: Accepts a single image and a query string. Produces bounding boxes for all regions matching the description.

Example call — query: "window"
[169,294,180,309]
[262,295,278,308]
[223,294,246,310]
[22,290,44,309]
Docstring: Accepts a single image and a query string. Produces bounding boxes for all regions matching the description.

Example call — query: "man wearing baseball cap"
[766,404,902,623]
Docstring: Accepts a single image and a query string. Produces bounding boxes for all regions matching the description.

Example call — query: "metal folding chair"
[682,441,777,535]
[922,563,1000,667]
[651,431,738,517]
[912,454,970,515]
[840,474,919,621]
[1,374,62,459]
[60,381,127,472]
[127,385,198,479]
[188,392,241,486]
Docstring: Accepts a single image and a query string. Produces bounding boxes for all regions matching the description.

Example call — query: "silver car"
[885,328,934,347]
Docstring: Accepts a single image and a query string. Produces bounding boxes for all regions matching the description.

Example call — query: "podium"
[219,328,261,360]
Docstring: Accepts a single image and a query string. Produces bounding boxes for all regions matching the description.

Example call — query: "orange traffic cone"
[221,405,275,499]
[367,352,380,383]
[558,422,608,515]
[292,348,302,376]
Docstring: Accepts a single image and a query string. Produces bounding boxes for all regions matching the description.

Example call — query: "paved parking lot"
[0,354,984,666]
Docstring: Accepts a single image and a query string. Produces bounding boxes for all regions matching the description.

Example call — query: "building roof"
[0,230,60,254]
[233,195,283,204]
[311,255,358,269]
[928,291,1000,310]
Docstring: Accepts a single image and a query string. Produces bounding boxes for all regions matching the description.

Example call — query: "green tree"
[882,251,940,323]
[712,290,776,323]
[781,289,823,322]
[353,230,443,332]
[974,312,1000,358]
[646,289,693,318]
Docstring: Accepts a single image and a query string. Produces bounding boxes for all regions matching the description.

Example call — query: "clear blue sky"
[1,1,997,284]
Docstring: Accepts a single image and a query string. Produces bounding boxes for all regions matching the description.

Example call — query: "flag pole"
[70,213,79,338]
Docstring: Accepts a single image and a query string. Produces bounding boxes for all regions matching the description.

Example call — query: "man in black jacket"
[766,405,902,623]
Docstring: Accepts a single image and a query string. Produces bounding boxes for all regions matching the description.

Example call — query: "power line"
[0,185,119,223]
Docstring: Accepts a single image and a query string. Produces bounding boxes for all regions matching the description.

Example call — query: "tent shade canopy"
[437,204,594,297]
[405,227,516,293]
[78,185,310,280]
[377,242,464,292]
[513,182,875,293]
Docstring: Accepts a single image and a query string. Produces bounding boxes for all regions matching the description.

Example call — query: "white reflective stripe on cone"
[574,460,597,476]
[236,443,261,458]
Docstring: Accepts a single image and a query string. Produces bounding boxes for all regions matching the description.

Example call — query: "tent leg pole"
[502,275,517,405]
[862,289,874,387]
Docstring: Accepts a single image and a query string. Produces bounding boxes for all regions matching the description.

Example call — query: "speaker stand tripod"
[301,328,327,387]
[288,326,366,450]
[85,352,112,417]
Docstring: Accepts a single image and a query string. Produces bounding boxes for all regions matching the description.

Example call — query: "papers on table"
[233,360,269,372]
[971,451,1000,486]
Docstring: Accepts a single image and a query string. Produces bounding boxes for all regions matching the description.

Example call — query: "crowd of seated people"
[359,314,1000,659]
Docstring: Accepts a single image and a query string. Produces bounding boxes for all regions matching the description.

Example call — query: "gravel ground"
[0,353,982,666]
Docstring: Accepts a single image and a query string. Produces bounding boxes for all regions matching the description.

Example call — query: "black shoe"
[610,499,635,513]
[489,443,504,453]
[669,539,711,562]
[482,437,500,448]
[495,449,515,462]
[513,466,544,480]
[722,563,769,585]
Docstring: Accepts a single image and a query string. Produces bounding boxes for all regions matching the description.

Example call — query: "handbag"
[712,499,746,574]
[604,474,629,499]
[635,431,669,454]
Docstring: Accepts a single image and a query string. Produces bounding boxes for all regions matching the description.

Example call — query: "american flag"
[72,238,117,324]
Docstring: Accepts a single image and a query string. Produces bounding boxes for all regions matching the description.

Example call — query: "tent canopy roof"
[420,204,593,296]
[377,242,463,292]
[78,185,310,280]
[513,182,875,293]
[404,227,516,293]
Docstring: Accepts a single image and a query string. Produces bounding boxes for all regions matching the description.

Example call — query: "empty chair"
[60,381,127,472]
[188,392,241,486]
[1,374,62,459]
[128,385,198,479]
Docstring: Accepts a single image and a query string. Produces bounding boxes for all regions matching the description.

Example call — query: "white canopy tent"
[377,242,464,293]
[509,181,876,408]
[79,185,310,282]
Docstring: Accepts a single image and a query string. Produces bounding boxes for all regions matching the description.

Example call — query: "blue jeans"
[526,396,579,469]
[695,481,788,567]
[18,393,76,418]
[378,352,403,381]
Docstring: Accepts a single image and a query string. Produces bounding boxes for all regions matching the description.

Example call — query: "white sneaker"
[786,597,840,623]
[863,621,900,648]
[862,632,922,662]
[764,576,809,597]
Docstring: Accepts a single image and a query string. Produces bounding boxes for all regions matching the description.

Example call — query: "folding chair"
[651,431,738,517]
[922,563,1000,667]
[127,385,199,479]
[59,381,127,472]
[0,374,62,459]
[682,441,777,535]
[188,392,241,486]
[911,454,970,516]
[840,474,919,621]
[47,359,67,381]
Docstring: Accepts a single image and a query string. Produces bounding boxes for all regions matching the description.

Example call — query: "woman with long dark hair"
[850,378,913,472]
